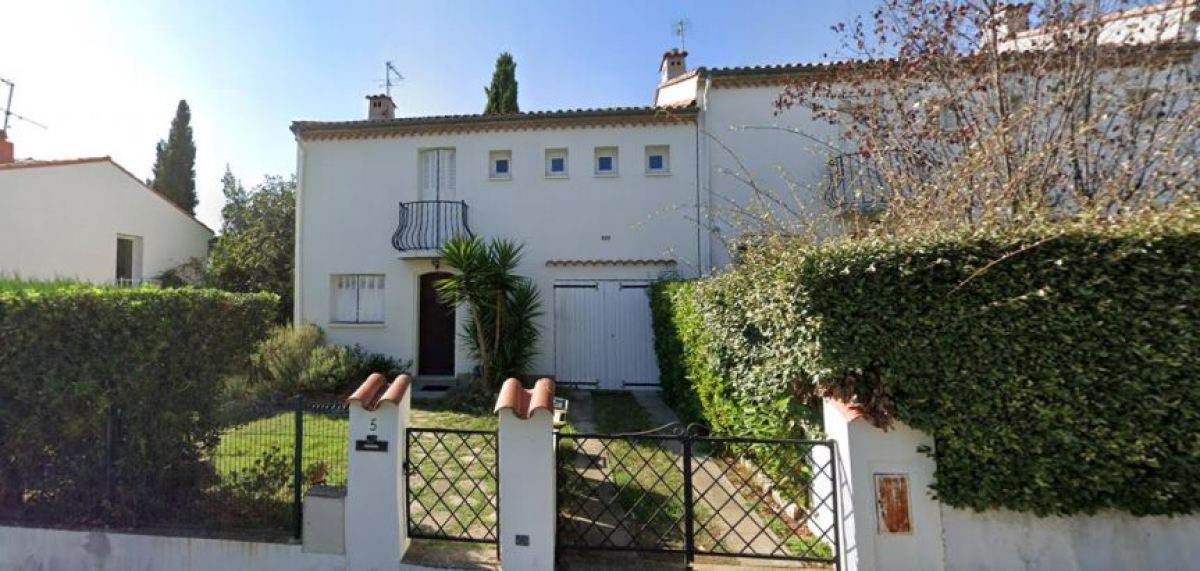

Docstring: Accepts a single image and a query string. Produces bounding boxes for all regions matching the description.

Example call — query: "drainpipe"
[696,74,712,276]
[293,138,306,324]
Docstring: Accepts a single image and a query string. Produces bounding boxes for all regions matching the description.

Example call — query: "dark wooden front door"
[419,272,456,376]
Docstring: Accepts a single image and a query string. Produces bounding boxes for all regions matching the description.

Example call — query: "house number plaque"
[355,434,389,452]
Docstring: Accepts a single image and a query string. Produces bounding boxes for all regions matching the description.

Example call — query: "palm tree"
[435,236,542,389]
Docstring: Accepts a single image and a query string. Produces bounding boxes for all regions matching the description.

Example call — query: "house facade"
[0,136,213,285]
[292,0,1198,386]
[292,48,847,387]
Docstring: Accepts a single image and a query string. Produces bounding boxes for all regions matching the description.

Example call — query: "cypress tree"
[483,53,519,115]
[150,100,198,214]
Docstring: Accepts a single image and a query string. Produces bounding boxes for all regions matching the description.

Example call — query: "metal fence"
[211,397,349,539]
[0,396,348,541]
[557,427,840,568]
[405,428,499,543]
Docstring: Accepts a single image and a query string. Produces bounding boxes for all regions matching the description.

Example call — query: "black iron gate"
[404,427,499,543]
[557,428,840,568]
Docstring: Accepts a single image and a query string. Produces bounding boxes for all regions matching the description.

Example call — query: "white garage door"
[554,280,661,390]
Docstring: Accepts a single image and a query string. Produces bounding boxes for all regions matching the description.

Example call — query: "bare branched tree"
[774,0,1199,235]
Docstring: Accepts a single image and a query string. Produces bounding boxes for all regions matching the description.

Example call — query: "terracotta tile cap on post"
[347,373,413,411]
[829,398,865,422]
[494,377,555,420]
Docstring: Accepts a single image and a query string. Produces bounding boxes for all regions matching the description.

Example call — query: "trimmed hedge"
[650,210,1200,516]
[0,285,277,525]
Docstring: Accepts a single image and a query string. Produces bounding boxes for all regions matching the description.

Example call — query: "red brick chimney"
[0,130,13,164]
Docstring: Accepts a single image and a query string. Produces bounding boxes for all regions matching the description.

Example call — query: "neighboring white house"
[0,134,213,284]
[292,0,1199,387]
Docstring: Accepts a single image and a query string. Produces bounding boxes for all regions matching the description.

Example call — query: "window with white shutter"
[331,274,386,324]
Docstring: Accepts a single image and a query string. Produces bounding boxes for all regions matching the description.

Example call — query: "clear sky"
[2,1,870,230]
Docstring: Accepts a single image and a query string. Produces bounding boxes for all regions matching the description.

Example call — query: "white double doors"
[554,280,661,390]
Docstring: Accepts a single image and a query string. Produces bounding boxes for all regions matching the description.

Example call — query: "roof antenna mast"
[384,61,404,98]
[674,18,691,51]
[0,78,48,132]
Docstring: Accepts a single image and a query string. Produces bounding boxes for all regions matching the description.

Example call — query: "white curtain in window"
[358,275,386,323]
[333,275,359,323]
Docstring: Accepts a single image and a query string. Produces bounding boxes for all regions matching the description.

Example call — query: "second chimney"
[366,94,396,121]
[659,48,689,84]
[0,130,13,164]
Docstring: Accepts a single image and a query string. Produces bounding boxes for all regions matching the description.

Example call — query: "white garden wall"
[0,526,345,571]
[941,508,1200,571]
[824,398,1200,571]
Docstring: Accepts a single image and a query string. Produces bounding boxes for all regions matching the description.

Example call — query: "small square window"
[594,146,618,176]
[489,150,512,180]
[545,148,568,178]
[332,274,386,324]
[646,145,670,174]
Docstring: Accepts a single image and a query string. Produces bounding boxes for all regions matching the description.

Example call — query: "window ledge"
[545,174,569,180]
[327,322,386,329]
[489,175,513,181]
[645,171,672,177]
[594,172,620,178]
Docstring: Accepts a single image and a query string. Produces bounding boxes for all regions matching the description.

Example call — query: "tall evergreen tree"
[483,52,519,115]
[150,100,198,214]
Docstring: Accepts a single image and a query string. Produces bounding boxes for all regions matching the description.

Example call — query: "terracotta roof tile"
[348,373,412,410]
[291,106,699,140]
[494,377,555,420]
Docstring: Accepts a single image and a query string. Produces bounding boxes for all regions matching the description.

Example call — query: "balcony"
[824,152,894,214]
[391,200,474,255]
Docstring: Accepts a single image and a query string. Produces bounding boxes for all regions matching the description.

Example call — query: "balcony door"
[419,148,456,201]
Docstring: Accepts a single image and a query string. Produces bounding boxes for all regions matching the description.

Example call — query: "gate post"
[346,373,412,570]
[494,377,556,571]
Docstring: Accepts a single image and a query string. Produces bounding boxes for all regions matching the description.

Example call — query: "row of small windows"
[488,146,670,180]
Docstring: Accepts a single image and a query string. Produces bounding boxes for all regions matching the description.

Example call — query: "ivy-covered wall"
[0,285,277,525]
[650,210,1200,516]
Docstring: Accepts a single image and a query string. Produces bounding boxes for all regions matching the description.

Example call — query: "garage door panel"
[606,283,661,388]
[554,284,605,386]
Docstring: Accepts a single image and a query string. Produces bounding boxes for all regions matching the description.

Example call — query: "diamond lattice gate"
[405,428,499,543]
[556,429,840,568]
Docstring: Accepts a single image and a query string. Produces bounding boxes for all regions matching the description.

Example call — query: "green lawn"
[213,400,498,488]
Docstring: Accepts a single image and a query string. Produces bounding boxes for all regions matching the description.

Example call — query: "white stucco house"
[289,45,852,389]
[0,133,214,284]
[292,0,1199,389]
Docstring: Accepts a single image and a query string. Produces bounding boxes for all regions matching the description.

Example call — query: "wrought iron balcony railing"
[824,152,893,213]
[392,200,474,252]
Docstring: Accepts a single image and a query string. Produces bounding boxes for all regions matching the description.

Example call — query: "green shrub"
[651,209,1200,516]
[250,324,411,397]
[0,285,277,525]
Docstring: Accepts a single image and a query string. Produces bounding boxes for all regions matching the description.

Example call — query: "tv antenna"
[382,61,404,98]
[673,18,691,51]
[0,78,48,131]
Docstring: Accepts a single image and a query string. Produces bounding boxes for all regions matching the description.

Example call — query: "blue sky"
[2,1,870,229]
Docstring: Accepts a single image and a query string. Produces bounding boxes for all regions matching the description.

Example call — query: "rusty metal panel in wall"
[875,473,913,534]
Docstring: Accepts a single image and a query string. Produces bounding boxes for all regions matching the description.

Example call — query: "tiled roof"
[291,106,699,140]
[0,155,214,233]
[494,377,555,420]
[545,258,678,267]
[348,373,412,410]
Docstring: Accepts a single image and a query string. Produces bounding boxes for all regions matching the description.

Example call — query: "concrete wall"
[824,398,1200,571]
[0,160,213,283]
[823,400,943,571]
[941,509,1200,571]
[0,526,345,571]
[295,123,700,375]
